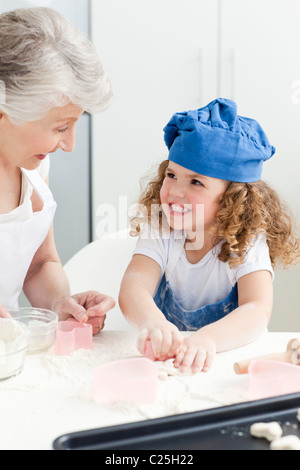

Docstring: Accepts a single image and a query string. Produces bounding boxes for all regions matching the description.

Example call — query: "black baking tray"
[53,393,300,450]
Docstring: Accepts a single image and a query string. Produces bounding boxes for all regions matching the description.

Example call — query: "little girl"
[119,98,300,373]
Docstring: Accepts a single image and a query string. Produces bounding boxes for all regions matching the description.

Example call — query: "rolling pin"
[234,338,300,374]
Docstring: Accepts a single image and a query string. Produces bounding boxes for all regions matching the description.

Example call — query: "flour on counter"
[0,328,249,421]
[156,358,189,380]
[41,338,249,420]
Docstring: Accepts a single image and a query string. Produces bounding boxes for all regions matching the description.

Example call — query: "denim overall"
[153,236,238,331]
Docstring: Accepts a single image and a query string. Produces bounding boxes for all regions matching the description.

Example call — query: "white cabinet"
[91,0,218,236]
[219,0,300,331]
[91,0,300,331]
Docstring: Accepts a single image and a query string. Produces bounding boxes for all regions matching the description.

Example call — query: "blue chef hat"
[163,98,275,183]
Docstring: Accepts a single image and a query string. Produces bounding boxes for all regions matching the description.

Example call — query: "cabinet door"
[91,0,218,238]
[220,0,300,331]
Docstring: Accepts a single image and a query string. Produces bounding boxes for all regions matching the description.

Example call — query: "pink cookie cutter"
[249,359,300,400]
[143,339,157,361]
[56,321,93,355]
[93,357,158,405]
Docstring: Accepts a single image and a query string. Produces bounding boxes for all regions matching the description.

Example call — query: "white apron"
[0,168,57,309]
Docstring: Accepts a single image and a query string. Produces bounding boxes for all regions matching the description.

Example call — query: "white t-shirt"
[133,227,274,310]
[0,156,50,224]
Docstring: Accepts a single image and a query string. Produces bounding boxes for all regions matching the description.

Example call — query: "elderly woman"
[0,7,115,333]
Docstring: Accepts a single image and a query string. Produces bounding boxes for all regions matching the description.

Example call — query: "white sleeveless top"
[0,156,50,224]
[0,156,56,309]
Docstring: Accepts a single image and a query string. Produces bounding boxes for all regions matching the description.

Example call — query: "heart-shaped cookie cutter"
[56,320,93,355]
[249,359,300,400]
[93,357,158,405]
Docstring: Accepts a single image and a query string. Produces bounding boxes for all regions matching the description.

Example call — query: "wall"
[0,0,92,266]
[219,0,300,331]
[91,0,300,332]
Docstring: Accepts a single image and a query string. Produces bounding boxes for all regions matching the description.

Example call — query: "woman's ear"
[0,111,9,128]
[0,112,5,129]
[0,80,5,122]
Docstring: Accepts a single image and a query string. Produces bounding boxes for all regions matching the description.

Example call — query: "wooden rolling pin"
[234,338,300,375]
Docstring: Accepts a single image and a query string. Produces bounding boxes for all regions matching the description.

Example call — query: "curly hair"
[130,160,300,269]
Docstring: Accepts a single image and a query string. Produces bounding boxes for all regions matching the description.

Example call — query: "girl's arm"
[203,269,273,351]
[174,270,273,373]
[119,254,183,358]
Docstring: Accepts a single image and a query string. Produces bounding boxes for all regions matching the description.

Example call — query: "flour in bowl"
[0,319,29,353]
[0,318,29,379]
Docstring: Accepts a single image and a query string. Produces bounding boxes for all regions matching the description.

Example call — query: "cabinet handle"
[199,47,204,106]
[231,47,237,101]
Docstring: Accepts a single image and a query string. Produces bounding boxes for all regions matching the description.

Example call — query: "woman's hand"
[0,305,11,319]
[137,319,183,360]
[53,290,116,335]
[173,332,216,374]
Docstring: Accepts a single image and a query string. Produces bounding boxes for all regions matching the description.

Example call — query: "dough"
[250,422,283,442]
[270,435,300,450]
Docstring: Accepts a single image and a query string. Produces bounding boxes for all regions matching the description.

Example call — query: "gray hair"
[0,7,112,123]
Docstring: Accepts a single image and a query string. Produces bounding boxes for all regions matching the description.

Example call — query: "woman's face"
[0,102,83,169]
[160,161,227,239]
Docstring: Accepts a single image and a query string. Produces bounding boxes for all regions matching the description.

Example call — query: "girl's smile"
[168,202,192,215]
[160,162,227,238]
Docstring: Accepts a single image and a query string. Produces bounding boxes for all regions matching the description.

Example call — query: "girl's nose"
[169,182,186,199]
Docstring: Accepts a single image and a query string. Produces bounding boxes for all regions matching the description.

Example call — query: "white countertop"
[0,329,297,450]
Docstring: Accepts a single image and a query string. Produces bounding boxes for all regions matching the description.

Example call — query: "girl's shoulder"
[137,223,181,244]
[132,224,182,273]
[228,232,274,282]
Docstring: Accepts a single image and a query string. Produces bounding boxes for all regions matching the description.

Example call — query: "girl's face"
[160,161,227,239]
[0,102,84,170]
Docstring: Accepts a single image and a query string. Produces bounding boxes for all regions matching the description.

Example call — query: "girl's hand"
[53,290,116,335]
[137,319,183,360]
[174,333,216,374]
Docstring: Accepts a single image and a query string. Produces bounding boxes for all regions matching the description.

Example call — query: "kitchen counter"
[0,329,298,450]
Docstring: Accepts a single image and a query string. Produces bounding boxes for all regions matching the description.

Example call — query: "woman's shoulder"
[37,155,50,180]
[20,156,50,203]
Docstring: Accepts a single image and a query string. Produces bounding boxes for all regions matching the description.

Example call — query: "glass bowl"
[0,318,30,380]
[9,308,58,354]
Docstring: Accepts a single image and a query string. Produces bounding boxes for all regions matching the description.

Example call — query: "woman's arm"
[174,270,273,373]
[119,254,183,358]
[22,179,115,332]
[22,223,70,311]
[22,177,70,311]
